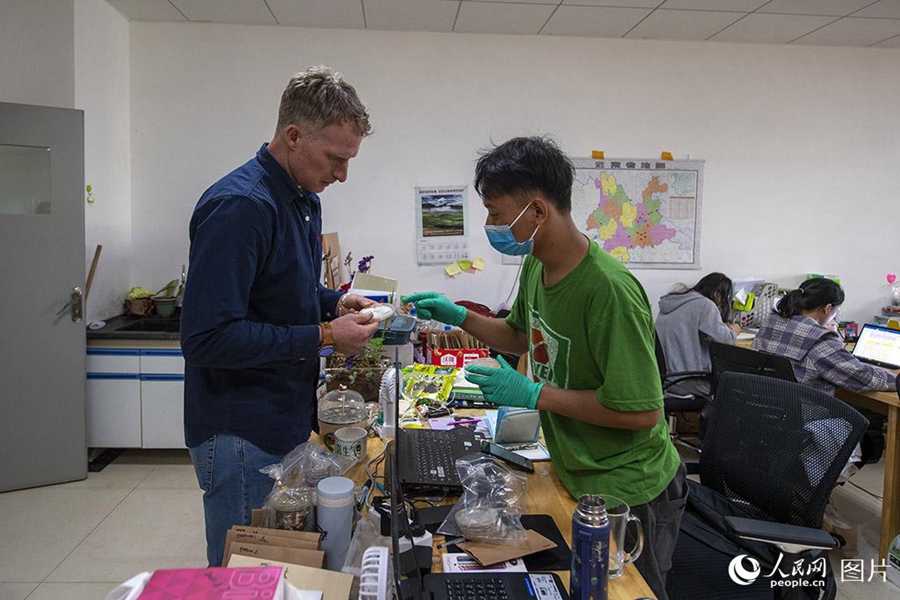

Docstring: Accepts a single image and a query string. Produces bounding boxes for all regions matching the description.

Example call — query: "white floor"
[0,449,897,600]
[0,450,206,600]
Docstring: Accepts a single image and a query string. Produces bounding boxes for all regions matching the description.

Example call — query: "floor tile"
[0,488,129,582]
[26,583,118,600]
[46,489,206,583]
[837,578,900,600]
[0,583,37,600]
[136,465,199,489]
[52,464,155,490]
[847,458,884,498]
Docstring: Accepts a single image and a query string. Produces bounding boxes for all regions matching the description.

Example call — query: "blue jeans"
[188,435,284,567]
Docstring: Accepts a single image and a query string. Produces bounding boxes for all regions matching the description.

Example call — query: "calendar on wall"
[416,238,471,266]
[415,185,470,266]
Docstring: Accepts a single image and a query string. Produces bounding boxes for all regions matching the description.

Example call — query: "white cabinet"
[86,350,142,447]
[139,350,185,449]
[86,348,186,449]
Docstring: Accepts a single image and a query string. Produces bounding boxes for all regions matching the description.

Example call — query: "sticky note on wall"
[445,262,462,277]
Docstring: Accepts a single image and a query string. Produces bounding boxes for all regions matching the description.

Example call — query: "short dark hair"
[776,278,845,319]
[474,136,574,213]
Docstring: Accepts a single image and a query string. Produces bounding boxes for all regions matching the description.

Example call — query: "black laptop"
[388,435,570,600]
[851,323,900,370]
[396,426,479,493]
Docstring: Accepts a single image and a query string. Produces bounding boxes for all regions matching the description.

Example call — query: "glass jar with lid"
[318,385,367,450]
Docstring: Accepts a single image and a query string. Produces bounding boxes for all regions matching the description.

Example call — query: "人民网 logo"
[728,554,761,586]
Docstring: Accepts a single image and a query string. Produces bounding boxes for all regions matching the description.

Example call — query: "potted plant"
[323,336,391,402]
[153,279,180,317]
[125,287,154,316]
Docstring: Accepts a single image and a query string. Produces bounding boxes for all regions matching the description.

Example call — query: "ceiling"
[105,0,900,49]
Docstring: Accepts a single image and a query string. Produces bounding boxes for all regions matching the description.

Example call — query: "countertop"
[86,312,180,341]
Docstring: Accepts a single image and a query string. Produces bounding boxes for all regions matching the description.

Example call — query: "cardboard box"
[429,346,489,368]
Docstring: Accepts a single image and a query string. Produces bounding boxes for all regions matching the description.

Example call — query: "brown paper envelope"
[457,529,557,566]
[226,555,353,600]
[232,526,322,544]
[227,541,324,569]
[222,530,321,565]
[251,508,269,527]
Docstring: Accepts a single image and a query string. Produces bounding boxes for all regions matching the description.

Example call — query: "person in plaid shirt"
[754,278,896,469]
[753,278,897,395]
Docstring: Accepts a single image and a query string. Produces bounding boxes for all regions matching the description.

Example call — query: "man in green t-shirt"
[403,136,686,600]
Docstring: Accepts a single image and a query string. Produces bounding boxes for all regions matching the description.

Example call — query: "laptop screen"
[852,324,900,370]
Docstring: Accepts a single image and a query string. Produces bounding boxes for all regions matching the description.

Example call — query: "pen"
[450,419,481,426]
[437,536,466,549]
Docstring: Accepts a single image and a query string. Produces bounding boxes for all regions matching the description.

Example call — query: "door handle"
[58,286,85,323]
[70,286,83,323]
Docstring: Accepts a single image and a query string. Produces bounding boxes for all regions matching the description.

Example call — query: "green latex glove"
[464,355,543,409]
[401,292,467,327]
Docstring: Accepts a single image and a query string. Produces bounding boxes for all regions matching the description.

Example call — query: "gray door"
[0,102,86,491]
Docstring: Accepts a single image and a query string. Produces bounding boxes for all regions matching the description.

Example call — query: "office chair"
[700,341,796,438]
[666,373,868,600]
[655,334,712,450]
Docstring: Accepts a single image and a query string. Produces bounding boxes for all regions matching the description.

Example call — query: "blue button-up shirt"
[181,144,343,454]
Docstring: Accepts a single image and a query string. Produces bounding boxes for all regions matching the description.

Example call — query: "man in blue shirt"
[181,66,379,566]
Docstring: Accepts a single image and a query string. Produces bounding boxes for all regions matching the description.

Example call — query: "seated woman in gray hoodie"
[656,272,741,397]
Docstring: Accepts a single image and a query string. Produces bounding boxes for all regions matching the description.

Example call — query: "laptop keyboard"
[444,577,509,600]
[413,429,459,484]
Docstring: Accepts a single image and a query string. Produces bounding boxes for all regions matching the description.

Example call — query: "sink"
[118,318,180,333]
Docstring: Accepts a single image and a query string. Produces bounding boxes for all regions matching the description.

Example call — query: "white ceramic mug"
[334,427,368,463]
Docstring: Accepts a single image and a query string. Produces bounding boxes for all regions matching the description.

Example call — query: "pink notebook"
[139,567,284,599]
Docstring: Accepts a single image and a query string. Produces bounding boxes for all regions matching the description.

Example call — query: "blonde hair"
[276,66,371,137]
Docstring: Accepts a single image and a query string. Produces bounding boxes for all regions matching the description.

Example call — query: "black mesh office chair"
[699,341,797,438]
[655,334,712,449]
[666,373,868,600]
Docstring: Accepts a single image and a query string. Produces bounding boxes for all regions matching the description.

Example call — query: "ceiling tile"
[854,0,900,19]
[169,0,276,25]
[758,0,875,17]
[627,9,745,40]
[560,0,660,7]
[266,0,365,29]
[364,0,460,32]
[105,0,188,21]
[660,0,767,10]
[542,5,652,36]
[873,32,900,46]
[455,2,556,34]
[710,12,835,43]
[794,16,900,46]
[465,0,557,4]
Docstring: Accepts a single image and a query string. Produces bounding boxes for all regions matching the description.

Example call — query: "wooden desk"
[835,387,900,560]
[734,337,899,559]
[344,431,656,600]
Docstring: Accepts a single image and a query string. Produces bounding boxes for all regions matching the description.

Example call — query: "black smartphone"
[481,441,535,473]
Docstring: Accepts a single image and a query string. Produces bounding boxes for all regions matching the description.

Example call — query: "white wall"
[75,0,132,322]
[129,22,900,322]
[0,0,74,108]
